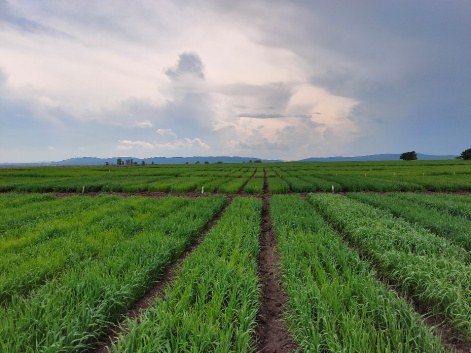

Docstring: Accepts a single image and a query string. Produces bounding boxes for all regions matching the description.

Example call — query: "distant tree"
[185,162,189,164]
[105,162,109,166]
[151,161,155,165]
[400,151,417,160]
[249,160,253,163]
[460,148,471,160]
[216,161,223,164]
[133,161,138,166]
[254,159,262,163]
[117,158,122,165]
[195,161,200,164]
[141,160,146,165]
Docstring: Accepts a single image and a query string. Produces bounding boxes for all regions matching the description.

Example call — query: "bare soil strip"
[53,190,471,199]
[255,171,297,353]
[317,213,471,353]
[91,195,234,353]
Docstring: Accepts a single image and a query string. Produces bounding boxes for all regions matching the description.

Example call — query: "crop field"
[0,160,470,352]
[1,159,470,194]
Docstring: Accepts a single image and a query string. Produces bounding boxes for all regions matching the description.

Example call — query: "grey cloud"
[0,68,7,86]
[165,52,205,80]
[0,1,76,41]
[237,113,314,119]
[237,113,285,119]
[219,82,294,111]
[227,116,327,160]
[238,140,289,151]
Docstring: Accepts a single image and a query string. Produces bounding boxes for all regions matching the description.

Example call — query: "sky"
[1,0,470,163]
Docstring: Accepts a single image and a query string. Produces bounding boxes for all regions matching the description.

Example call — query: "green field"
[0,160,470,352]
[1,159,470,193]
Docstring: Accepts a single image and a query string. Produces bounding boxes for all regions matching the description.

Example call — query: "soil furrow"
[255,170,297,353]
[238,168,258,194]
[91,195,234,353]
[52,190,471,199]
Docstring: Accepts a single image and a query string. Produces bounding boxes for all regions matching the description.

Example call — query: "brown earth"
[57,187,471,352]
[255,170,297,353]
[238,168,257,194]
[53,190,471,200]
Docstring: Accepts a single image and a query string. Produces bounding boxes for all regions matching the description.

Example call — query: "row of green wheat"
[112,196,262,352]
[348,192,471,251]
[0,195,191,305]
[0,194,227,352]
[2,192,471,351]
[309,193,471,339]
[0,173,258,193]
[270,195,445,352]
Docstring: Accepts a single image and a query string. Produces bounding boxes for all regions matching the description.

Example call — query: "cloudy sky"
[1,0,470,162]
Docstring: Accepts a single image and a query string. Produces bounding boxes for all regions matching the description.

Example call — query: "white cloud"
[156,128,177,139]
[135,120,153,128]
[154,137,209,151]
[116,133,209,153]
[117,140,154,150]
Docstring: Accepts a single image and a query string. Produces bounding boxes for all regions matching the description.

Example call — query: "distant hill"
[300,153,457,162]
[0,153,459,167]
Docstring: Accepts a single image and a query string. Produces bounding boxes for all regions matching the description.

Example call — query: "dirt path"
[52,189,471,200]
[255,170,297,353]
[238,168,257,194]
[91,196,234,353]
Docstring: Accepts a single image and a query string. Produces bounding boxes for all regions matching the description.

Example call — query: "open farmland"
[0,160,471,352]
[1,159,471,194]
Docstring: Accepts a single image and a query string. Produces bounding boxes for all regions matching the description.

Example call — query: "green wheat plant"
[0,195,226,352]
[270,194,444,352]
[309,193,471,339]
[112,197,262,353]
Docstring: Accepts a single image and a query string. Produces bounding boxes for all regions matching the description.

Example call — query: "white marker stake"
[332,185,335,193]
[82,186,85,194]
[201,186,204,194]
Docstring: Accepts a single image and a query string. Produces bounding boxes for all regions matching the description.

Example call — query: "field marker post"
[82,186,85,194]
[201,186,204,194]
[332,185,335,193]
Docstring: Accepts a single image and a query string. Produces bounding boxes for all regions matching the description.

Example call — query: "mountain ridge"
[299,153,457,162]
[0,153,458,167]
